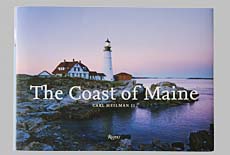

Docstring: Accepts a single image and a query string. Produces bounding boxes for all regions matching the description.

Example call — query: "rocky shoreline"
[16,74,213,151]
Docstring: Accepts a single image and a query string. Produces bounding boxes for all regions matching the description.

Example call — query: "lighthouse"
[103,38,114,81]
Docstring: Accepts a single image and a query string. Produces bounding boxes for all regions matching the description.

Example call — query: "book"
[15,7,214,151]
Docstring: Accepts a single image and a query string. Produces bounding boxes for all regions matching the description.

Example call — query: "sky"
[16,7,213,78]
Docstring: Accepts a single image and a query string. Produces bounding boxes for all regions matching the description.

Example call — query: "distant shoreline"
[16,74,213,80]
[132,77,213,80]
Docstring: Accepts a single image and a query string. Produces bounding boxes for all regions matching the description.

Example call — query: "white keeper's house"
[52,38,115,81]
[52,59,105,81]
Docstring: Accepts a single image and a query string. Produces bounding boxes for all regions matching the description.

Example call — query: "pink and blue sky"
[16,7,213,78]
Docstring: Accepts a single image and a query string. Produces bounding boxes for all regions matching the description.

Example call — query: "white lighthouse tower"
[103,38,114,81]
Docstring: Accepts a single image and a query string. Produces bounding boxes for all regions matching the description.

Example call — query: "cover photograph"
[15,7,214,151]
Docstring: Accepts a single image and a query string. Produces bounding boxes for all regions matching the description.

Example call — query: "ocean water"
[60,79,214,146]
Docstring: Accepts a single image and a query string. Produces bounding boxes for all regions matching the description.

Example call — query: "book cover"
[15,7,214,151]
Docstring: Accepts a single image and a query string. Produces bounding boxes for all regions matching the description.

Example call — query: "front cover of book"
[15,7,214,151]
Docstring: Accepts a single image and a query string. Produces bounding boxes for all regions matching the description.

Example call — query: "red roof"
[98,73,106,76]
[52,60,89,74]
[89,71,97,75]
[115,72,132,76]
[89,71,105,76]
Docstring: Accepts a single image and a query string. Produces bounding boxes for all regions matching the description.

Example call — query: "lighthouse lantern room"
[103,38,114,81]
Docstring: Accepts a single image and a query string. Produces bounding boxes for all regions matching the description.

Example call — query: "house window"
[72,73,74,77]
[78,68,80,71]
[74,67,76,71]
[59,67,65,70]
[79,73,82,77]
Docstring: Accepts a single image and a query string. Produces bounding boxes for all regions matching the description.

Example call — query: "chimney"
[64,59,66,62]
[79,60,81,63]
[73,59,75,62]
